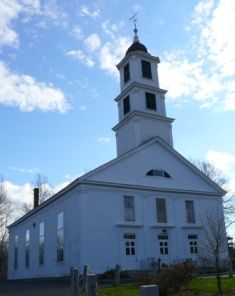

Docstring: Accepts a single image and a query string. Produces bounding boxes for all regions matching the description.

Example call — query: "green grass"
[97,284,139,296]
[78,277,235,295]
[188,276,235,294]
[80,284,139,296]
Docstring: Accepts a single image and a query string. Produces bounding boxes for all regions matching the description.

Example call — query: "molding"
[79,180,224,197]
[181,224,204,229]
[112,111,174,131]
[116,51,160,70]
[116,223,143,228]
[150,224,175,228]
[114,81,167,102]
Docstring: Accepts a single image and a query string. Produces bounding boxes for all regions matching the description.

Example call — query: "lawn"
[85,276,235,295]
[96,284,139,296]
[188,276,235,294]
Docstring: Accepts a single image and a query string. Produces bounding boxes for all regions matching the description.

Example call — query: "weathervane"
[129,13,139,42]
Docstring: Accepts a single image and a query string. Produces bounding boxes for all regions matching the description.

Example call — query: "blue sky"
[1,0,235,232]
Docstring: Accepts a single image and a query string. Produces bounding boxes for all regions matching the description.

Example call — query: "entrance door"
[121,233,138,270]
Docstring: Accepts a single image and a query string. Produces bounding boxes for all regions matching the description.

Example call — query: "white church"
[8,27,227,279]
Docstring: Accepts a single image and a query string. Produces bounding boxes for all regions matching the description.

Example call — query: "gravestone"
[114,264,121,286]
[83,264,89,292]
[86,274,97,296]
[70,266,79,296]
[140,285,159,296]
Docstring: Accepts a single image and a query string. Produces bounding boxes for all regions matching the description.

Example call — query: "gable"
[81,138,224,195]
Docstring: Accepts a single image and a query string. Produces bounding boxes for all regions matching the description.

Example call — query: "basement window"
[146,169,171,178]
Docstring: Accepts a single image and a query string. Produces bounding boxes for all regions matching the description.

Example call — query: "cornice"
[112,111,174,131]
[116,51,160,70]
[114,81,167,102]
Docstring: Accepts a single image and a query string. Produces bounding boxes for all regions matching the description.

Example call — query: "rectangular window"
[188,234,198,254]
[25,229,30,268]
[14,235,19,270]
[39,222,44,265]
[124,196,135,222]
[123,96,130,115]
[158,234,168,255]
[141,60,152,79]
[156,198,167,223]
[185,200,196,223]
[124,63,130,83]
[57,212,64,262]
[146,92,156,110]
[124,233,136,256]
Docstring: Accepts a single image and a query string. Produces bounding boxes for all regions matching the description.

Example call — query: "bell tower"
[113,25,174,156]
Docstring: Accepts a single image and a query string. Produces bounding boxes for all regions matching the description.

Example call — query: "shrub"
[156,261,197,296]
[99,269,130,280]
[137,260,197,296]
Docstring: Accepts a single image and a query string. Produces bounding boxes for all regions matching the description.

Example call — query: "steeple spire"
[129,13,139,43]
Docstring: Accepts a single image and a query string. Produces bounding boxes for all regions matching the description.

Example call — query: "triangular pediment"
[80,137,225,195]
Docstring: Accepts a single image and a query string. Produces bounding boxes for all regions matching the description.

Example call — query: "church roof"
[126,21,148,56]
[126,41,148,55]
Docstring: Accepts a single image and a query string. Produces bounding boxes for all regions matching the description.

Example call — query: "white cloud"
[66,50,95,67]
[79,105,87,111]
[101,20,124,39]
[97,137,110,144]
[0,61,70,112]
[4,176,79,220]
[8,166,40,174]
[99,37,131,77]
[38,0,68,28]
[133,4,143,13]
[206,150,235,173]
[191,0,215,26]
[4,181,33,207]
[159,0,235,111]
[0,0,68,48]
[160,57,223,107]
[84,33,101,53]
[0,1,23,47]
[70,25,84,40]
[79,5,100,18]
[225,178,235,194]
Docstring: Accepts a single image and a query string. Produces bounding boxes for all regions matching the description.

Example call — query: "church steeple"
[131,13,139,43]
[126,14,148,56]
[113,27,174,156]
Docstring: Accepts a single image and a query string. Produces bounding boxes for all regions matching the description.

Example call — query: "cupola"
[126,24,148,55]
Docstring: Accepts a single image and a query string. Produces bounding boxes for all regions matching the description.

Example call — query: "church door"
[121,233,138,270]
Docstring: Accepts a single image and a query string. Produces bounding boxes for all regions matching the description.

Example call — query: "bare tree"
[193,160,235,222]
[20,174,52,215]
[20,202,32,215]
[0,178,11,281]
[34,173,52,204]
[199,209,228,295]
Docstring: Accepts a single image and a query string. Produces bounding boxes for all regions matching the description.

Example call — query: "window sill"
[181,224,203,229]
[150,224,175,228]
[116,223,143,228]
[141,76,153,80]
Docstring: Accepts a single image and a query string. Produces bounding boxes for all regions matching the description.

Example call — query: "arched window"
[146,169,171,178]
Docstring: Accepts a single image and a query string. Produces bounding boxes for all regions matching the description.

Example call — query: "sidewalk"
[0,280,70,296]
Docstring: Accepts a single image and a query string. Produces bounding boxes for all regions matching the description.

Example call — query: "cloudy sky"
[0,0,235,232]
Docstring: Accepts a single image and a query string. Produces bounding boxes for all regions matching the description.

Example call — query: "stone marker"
[70,266,79,296]
[140,285,159,296]
[114,264,121,286]
[86,274,97,296]
[150,260,157,282]
[83,264,89,292]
